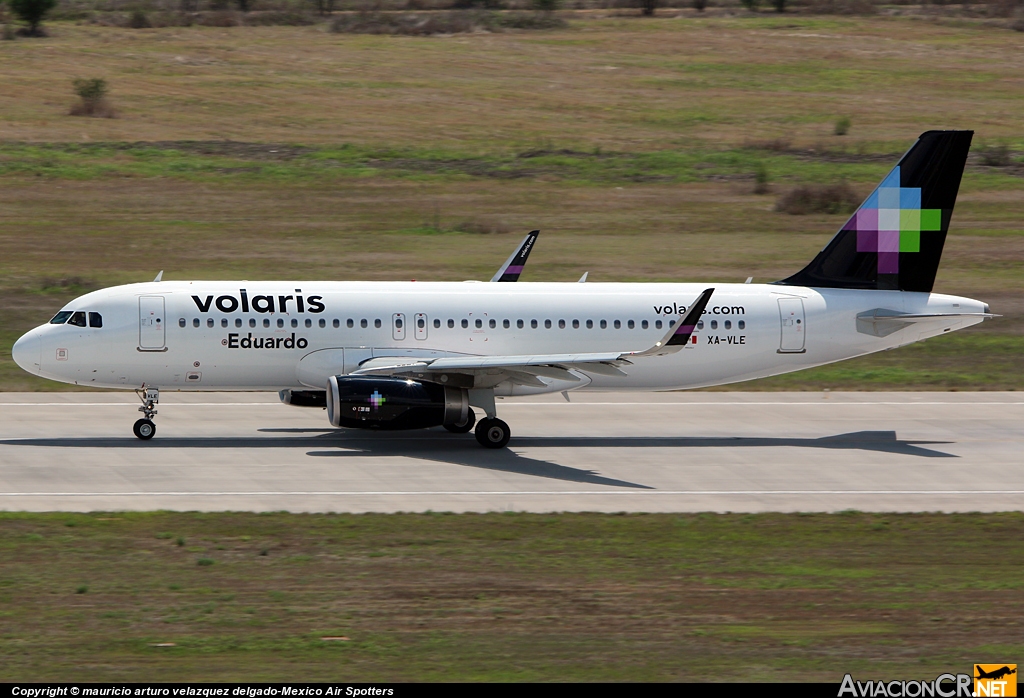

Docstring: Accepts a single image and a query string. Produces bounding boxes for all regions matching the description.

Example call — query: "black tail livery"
[776,130,973,293]
[492,230,540,282]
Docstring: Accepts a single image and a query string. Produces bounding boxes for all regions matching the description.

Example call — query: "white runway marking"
[2,490,1023,497]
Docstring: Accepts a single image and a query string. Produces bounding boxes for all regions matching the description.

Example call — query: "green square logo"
[900,209,921,232]
[921,209,942,231]
[899,229,920,253]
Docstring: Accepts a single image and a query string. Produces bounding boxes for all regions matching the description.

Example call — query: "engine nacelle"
[279,389,327,408]
[327,375,469,430]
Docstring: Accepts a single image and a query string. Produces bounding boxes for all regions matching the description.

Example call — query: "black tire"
[133,418,156,440]
[475,418,510,449]
[444,409,476,434]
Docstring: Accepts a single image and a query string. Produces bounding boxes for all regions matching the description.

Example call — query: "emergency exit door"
[139,296,166,350]
[778,298,806,353]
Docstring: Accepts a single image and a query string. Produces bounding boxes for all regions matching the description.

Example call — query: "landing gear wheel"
[133,418,156,440]
[475,418,510,449]
[444,409,477,434]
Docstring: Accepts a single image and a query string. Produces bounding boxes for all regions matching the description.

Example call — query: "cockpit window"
[89,312,103,328]
[50,311,73,325]
[67,311,87,327]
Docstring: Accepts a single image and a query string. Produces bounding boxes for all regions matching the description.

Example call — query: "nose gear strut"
[133,386,159,440]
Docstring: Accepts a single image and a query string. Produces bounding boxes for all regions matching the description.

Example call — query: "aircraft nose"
[12,330,41,374]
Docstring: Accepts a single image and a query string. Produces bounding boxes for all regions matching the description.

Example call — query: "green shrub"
[70,78,115,118]
[776,183,860,215]
[979,144,1011,167]
[8,0,57,36]
[834,116,851,136]
[128,9,151,28]
[197,558,214,566]
[753,163,769,195]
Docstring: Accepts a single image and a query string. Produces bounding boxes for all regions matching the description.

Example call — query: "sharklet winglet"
[626,288,715,358]
[491,230,539,282]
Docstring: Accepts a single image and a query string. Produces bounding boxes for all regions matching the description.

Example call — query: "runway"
[0,391,1021,513]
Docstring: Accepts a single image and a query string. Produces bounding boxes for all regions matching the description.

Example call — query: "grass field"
[1,16,1022,391]
[0,511,1020,681]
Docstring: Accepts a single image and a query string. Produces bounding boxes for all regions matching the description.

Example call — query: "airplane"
[12,130,995,448]
[975,666,1016,681]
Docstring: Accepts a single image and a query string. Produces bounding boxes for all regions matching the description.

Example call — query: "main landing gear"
[134,386,159,440]
[475,417,511,449]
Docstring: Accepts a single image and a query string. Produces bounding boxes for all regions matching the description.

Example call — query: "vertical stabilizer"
[776,130,973,292]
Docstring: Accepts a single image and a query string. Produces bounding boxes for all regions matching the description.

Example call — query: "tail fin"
[491,230,539,282]
[775,130,973,292]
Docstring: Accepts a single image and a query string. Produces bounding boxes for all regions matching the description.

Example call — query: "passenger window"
[697,320,704,330]
[669,320,676,327]
[396,318,404,329]
[641,320,648,329]
[374,319,381,328]
[585,320,592,329]
[361,319,367,328]
[418,318,425,329]
[222,318,228,328]
[291,318,298,328]
[320,319,327,328]
[558,320,565,329]
[656,320,662,329]
[544,320,552,329]
[711,320,718,330]
[724,320,732,330]
[235,318,242,328]
[208,318,215,328]
[263,319,271,328]
[531,320,538,329]
[448,319,455,328]
[50,311,74,325]
[347,319,354,328]
[178,318,186,328]
[475,319,482,329]
[517,319,524,329]
[434,319,441,329]
[738,320,746,330]
[600,320,607,329]
[503,319,510,329]
[489,319,496,329]
[305,319,312,328]
[250,318,257,328]
[572,319,579,329]
[89,312,103,328]
[614,320,621,329]
[193,318,200,328]
[333,319,340,328]
[628,320,635,329]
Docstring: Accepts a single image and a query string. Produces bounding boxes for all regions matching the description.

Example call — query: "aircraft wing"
[353,289,714,386]
[490,230,539,282]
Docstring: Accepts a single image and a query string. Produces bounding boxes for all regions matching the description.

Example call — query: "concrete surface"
[0,391,1021,513]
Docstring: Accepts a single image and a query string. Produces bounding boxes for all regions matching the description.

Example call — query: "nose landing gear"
[134,386,159,440]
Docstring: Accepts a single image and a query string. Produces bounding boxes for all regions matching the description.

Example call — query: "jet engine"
[279,389,327,408]
[326,375,469,430]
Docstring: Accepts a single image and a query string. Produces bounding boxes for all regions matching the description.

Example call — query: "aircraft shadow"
[0,430,954,490]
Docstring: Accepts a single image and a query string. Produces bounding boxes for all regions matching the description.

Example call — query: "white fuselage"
[13,281,987,394]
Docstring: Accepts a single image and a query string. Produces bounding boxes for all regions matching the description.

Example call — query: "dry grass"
[1,511,1022,681]
[2,18,1024,148]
